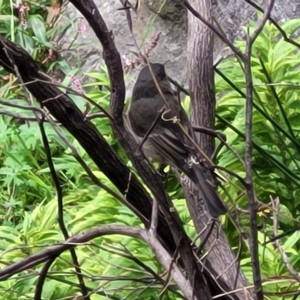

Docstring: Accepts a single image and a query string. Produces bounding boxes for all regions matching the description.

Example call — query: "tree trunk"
[186,1,254,298]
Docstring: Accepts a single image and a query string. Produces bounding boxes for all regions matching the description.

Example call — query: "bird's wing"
[148,126,190,167]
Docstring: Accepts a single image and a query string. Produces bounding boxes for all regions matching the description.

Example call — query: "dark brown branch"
[0,34,179,254]
[34,257,57,300]
[0,225,141,281]
[67,1,212,298]
[0,224,196,299]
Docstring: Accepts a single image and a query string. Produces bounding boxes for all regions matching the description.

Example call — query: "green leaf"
[29,15,47,44]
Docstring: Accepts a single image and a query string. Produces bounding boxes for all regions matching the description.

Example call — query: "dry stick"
[119,0,145,64]
[244,1,275,299]
[193,253,240,300]
[141,230,196,300]
[86,112,107,120]
[191,220,214,249]
[200,227,221,262]
[192,126,227,162]
[271,197,300,283]
[0,226,141,280]
[193,122,246,176]
[144,156,177,298]
[216,185,248,290]
[167,75,190,95]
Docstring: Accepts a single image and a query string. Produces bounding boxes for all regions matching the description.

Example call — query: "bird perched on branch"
[126,63,227,218]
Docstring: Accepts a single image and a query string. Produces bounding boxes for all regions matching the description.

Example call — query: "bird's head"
[132,63,172,102]
[136,63,166,82]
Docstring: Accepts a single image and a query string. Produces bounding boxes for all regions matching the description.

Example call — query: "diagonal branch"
[67,1,214,298]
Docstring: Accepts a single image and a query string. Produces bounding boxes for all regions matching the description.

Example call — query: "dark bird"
[126,63,227,217]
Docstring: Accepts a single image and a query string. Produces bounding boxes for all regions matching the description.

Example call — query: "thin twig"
[181,0,245,60]
[244,0,300,50]
[244,1,275,298]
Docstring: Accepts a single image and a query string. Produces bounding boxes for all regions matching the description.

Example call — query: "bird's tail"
[189,164,227,218]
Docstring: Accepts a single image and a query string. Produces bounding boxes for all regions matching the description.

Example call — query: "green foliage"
[216,20,300,208]
[215,19,300,297]
[1,2,300,298]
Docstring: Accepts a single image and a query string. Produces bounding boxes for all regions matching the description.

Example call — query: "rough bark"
[186,1,254,298]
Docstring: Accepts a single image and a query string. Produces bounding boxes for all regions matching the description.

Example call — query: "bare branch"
[140,230,197,300]
[181,0,245,60]
[244,0,300,50]
[0,225,142,281]
[244,1,275,298]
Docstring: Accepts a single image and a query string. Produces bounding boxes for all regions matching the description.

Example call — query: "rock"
[59,0,300,95]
